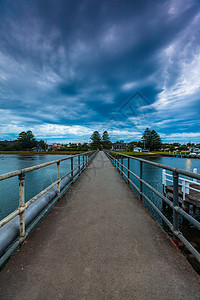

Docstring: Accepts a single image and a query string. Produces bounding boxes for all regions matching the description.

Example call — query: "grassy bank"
[117,151,159,156]
[112,151,173,156]
[0,150,87,155]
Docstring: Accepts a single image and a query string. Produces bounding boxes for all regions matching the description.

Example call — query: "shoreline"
[0,151,86,155]
[116,152,200,159]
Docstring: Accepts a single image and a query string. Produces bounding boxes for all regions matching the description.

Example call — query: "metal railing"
[162,168,200,202]
[104,150,200,263]
[0,150,98,265]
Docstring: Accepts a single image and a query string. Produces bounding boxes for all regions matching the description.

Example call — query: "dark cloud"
[0,0,200,142]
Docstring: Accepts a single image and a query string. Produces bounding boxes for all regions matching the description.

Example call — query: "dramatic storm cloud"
[0,0,200,143]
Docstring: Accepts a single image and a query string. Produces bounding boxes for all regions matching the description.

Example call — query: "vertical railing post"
[19,171,25,237]
[71,157,73,181]
[182,179,186,201]
[193,168,197,183]
[128,157,130,184]
[117,154,119,171]
[114,153,116,167]
[78,155,80,174]
[173,171,179,244]
[140,161,143,201]
[121,157,123,176]
[119,155,121,174]
[83,155,85,169]
[162,169,166,208]
[57,161,60,197]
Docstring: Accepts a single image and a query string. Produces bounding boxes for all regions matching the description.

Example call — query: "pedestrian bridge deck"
[0,151,199,299]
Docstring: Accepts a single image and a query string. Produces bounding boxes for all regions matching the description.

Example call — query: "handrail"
[0,150,97,228]
[0,151,93,181]
[163,171,200,185]
[107,151,200,180]
[0,150,98,266]
[104,150,200,263]
[163,169,200,201]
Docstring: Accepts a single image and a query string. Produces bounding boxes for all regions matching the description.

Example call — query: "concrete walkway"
[0,151,199,299]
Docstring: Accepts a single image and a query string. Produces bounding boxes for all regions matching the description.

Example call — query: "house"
[189,147,200,155]
[32,145,43,152]
[133,147,142,152]
[112,142,128,151]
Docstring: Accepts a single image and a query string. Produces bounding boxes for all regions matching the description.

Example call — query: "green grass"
[118,151,155,156]
[152,151,170,155]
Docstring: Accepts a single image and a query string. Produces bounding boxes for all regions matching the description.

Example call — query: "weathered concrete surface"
[0,151,199,299]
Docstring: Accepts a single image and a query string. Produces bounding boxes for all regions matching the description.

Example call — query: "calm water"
[0,154,81,220]
[120,156,200,242]
[0,154,200,243]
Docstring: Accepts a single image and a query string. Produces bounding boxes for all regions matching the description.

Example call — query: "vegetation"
[142,128,162,151]
[90,131,112,150]
[0,150,87,155]
[0,131,47,152]
[0,128,199,155]
[102,131,112,149]
[119,151,155,156]
[17,131,37,150]
[90,131,102,149]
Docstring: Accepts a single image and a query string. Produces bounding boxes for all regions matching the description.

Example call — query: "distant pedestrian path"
[0,151,199,299]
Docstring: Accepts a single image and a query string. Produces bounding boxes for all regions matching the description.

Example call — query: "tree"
[128,141,137,151]
[150,130,162,151]
[81,142,89,151]
[141,128,152,150]
[142,128,162,151]
[90,131,102,149]
[102,131,112,149]
[38,140,48,151]
[17,131,37,150]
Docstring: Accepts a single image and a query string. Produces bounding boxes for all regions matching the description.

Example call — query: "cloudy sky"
[0,0,200,144]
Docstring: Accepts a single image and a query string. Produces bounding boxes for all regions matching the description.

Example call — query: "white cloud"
[156,50,200,110]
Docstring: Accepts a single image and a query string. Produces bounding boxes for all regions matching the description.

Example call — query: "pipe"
[0,153,96,258]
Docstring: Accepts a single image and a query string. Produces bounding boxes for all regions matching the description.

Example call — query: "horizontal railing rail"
[0,150,98,266]
[104,150,200,264]
[162,170,200,202]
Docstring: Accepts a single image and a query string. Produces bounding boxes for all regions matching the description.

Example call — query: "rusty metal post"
[57,162,60,197]
[117,154,119,171]
[19,171,25,237]
[140,161,143,201]
[128,157,130,184]
[78,155,80,174]
[121,157,123,176]
[71,157,73,181]
[173,171,179,244]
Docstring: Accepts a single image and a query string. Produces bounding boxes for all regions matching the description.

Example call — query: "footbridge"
[0,151,200,299]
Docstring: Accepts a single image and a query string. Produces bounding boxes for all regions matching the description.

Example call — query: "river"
[0,153,200,244]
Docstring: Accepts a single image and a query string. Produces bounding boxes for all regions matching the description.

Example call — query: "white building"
[133,147,142,152]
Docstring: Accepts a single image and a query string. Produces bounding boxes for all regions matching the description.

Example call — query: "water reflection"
[186,159,191,172]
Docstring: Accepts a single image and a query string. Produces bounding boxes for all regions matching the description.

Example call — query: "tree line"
[90,128,162,151]
[0,128,165,152]
[0,131,45,151]
[90,131,112,150]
